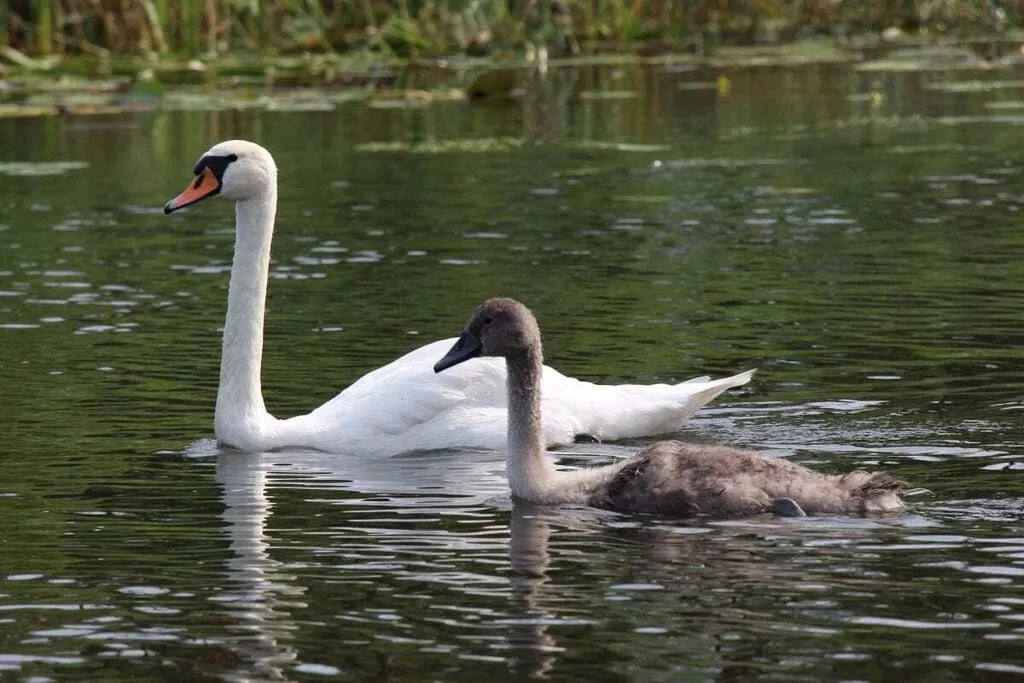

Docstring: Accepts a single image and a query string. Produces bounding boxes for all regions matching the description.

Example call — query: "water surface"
[1,62,1024,680]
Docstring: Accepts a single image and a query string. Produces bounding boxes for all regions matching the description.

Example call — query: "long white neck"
[214,189,278,447]
[505,348,572,503]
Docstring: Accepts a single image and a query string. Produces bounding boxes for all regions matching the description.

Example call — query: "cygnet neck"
[505,346,558,500]
[215,188,278,441]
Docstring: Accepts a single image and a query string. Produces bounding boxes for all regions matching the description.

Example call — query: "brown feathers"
[438,298,910,519]
[589,441,907,517]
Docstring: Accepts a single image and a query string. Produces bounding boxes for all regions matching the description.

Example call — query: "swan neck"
[506,347,556,500]
[215,190,278,439]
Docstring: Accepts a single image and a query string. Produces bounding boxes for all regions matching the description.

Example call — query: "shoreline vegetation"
[1,1,1024,113]
[2,0,1023,58]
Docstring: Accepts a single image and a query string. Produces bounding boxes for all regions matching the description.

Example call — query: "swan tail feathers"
[561,368,755,442]
[665,368,755,416]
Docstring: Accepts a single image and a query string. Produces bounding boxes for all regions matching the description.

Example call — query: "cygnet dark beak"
[434,330,482,372]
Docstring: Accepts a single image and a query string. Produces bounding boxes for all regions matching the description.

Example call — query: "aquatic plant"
[0,0,1020,59]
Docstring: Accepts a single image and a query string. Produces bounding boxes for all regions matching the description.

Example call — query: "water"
[1,61,1024,680]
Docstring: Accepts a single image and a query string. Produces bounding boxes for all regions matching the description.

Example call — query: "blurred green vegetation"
[0,0,1021,62]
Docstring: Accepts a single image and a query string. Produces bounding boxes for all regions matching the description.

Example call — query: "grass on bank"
[1,0,1022,61]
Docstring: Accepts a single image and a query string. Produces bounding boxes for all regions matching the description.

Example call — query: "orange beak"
[164,167,221,214]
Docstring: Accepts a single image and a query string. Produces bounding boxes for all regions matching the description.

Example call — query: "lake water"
[2,59,1024,681]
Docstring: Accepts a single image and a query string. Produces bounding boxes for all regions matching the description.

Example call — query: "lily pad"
[0,161,89,176]
[710,41,850,66]
[367,98,429,109]
[886,143,973,155]
[935,114,1024,126]
[0,104,57,117]
[985,101,1024,110]
[578,90,637,100]
[678,81,718,91]
[662,157,792,169]
[574,141,670,152]
[369,89,465,107]
[265,99,336,112]
[356,137,523,153]
[925,79,1024,93]
[763,186,817,195]
[610,195,672,203]
[856,46,988,73]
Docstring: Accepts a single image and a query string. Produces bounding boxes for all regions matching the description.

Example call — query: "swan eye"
[193,153,240,176]
[482,316,494,326]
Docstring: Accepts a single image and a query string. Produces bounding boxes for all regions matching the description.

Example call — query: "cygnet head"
[164,140,277,214]
[434,298,541,373]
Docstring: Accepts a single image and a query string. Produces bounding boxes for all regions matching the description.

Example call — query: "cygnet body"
[434,298,906,517]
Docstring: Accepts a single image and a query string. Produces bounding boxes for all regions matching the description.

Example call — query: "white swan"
[164,139,755,456]
[434,298,907,516]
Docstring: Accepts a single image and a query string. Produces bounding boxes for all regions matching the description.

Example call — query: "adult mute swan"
[164,139,754,456]
[434,298,907,516]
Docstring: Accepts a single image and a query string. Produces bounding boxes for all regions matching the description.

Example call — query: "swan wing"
[281,340,753,456]
[537,368,756,442]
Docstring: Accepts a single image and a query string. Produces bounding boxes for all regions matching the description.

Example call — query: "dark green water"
[2,62,1024,681]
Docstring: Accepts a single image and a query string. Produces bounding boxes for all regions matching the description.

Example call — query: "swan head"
[434,298,540,372]
[164,140,277,214]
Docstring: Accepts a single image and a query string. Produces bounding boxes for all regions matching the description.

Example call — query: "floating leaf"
[678,81,718,91]
[578,90,637,100]
[710,41,849,66]
[764,186,817,195]
[356,142,411,152]
[369,89,465,107]
[574,141,671,152]
[356,138,523,154]
[985,101,1024,110]
[925,80,1024,93]
[265,100,335,112]
[661,157,793,168]
[367,98,429,110]
[886,143,973,155]
[0,104,56,117]
[0,161,89,176]
[610,195,672,203]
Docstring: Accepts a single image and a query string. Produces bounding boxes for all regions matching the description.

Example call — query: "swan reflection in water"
[206,439,926,681]
[209,442,611,679]
[214,451,303,681]
[208,443,514,679]
[505,504,563,679]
